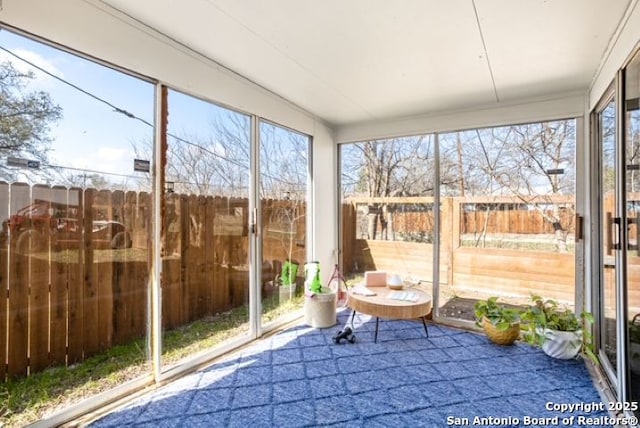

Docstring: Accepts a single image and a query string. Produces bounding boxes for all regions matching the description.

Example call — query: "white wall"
[589,0,640,109]
[335,92,586,143]
[310,123,338,279]
[0,0,338,282]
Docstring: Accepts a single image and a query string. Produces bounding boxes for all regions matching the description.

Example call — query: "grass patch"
[0,295,303,427]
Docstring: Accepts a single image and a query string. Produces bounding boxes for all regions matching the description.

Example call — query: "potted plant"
[267,192,305,302]
[520,295,597,363]
[474,297,520,345]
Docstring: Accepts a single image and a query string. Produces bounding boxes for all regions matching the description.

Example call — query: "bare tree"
[341,135,436,241]
[449,120,576,252]
[505,121,575,252]
[0,61,62,182]
[132,110,251,197]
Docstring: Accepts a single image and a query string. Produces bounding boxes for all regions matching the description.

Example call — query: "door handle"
[612,216,621,250]
[606,212,615,254]
[606,213,621,253]
[250,208,258,236]
[575,214,584,241]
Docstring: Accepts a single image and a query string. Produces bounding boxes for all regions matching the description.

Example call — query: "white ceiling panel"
[99,0,631,126]
[476,1,628,103]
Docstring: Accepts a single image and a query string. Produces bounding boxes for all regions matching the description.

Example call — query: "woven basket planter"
[482,317,520,345]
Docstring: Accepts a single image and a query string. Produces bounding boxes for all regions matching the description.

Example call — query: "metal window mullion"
[615,70,629,402]
[307,136,314,264]
[249,116,260,338]
[433,133,440,319]
[150,83,165,382]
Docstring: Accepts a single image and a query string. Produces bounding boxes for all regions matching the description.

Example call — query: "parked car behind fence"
[0,199,132,253]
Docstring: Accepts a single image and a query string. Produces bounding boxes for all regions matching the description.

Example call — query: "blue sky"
[0,27,309,197]
[0,28,156,182]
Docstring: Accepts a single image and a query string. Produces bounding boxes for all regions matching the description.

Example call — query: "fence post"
[440,197,455,287]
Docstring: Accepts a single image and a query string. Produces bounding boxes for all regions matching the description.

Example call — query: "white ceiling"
[99,0,632,127]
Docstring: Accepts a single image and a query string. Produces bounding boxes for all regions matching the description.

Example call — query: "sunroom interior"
[1,0,640,425]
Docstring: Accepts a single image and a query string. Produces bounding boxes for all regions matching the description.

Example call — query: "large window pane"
[0,29,153,425]
[439,120,577,323]
[340,136,436,296]
[260,121,309,325]
[162,90,251,367]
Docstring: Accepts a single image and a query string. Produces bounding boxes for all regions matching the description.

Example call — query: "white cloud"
[97,147,128,162]
[0,48,63,86]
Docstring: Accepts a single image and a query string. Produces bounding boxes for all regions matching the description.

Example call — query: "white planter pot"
[541,329,582,360]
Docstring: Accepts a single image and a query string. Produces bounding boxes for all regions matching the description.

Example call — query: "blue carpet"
[90,310,616,427]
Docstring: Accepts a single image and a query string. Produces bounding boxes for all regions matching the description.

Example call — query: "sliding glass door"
[625,51,640,412]
[259,121,309,328]
[161,89,252,369]
[595,87,618,377]
[594,50,640,413]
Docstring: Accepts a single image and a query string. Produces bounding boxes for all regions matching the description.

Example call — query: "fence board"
[49,186,69,366]
[111,191,128,345]
[230,197,249,309]
[29,257,49,373]
[626,257,640,314]
[129,261,148,340]
[451,247,575,302]
[342,204,356,272]
[8,253,28,379]
[162,193,183,330]
[67,187,84,364]
[203,196,215,313]
[451,273,575,303]
[122,191,140,342]
[179,195,191,323]
[28,185,51,373]
[111,261,126,345]
[161,258,180,330]
[453,248,574,282]
[7,183,30,379]
[192,195,207,319]
[354,240,444,283]
[82,189,99,357]
[211,197,226,313]
[0,249,5,381]
[0,182,9,381]
[95,189,114,352]
[132,192,149,339]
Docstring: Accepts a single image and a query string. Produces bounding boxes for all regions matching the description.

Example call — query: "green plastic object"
[281,261,298,286]
[305,261,323,293]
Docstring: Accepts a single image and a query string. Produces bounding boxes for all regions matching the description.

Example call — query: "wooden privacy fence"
[344,195,575,241]
[0,184,154,381]
[0,183,306,381]
[160,193,307,331]
[342,195,578,304]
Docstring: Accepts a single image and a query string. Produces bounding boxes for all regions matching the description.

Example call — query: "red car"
[1,199,132,253]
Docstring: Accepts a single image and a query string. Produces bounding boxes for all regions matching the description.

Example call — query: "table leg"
[374,317,380,343]
[421,316,429,338]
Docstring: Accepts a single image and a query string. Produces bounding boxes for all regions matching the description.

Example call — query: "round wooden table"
[346,287,432,342]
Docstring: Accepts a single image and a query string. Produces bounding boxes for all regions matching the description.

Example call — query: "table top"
[347,286,432,320]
